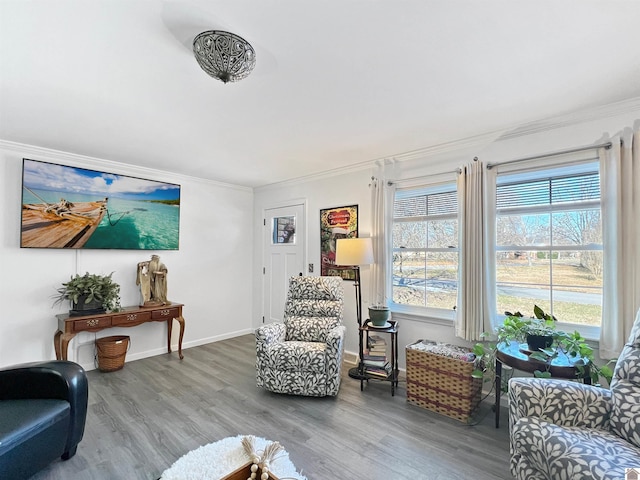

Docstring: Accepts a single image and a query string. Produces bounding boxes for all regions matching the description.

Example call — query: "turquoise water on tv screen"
[23,189,180,249]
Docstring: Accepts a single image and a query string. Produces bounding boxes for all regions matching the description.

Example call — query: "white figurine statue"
[137,255,168,306]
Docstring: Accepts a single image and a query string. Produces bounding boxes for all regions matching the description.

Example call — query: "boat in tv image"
[20,158,180,249]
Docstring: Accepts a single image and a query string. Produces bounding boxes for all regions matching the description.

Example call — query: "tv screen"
[21,158,180,249]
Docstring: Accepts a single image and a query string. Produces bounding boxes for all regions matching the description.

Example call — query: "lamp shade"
[335,238,374,266]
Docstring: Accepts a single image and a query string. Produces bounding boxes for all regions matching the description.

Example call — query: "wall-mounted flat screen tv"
[21,158,180,249]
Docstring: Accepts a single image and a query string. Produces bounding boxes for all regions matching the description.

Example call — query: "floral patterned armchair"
[256,276,345,397]
[509,308,640,480]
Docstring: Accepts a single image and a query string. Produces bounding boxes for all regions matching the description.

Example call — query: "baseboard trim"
[80,328,254,371]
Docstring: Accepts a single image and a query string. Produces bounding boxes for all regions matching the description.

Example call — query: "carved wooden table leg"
[54,330,62,360]
[167,315,185,359]
[59,333,76,361]
[176,315,185,360]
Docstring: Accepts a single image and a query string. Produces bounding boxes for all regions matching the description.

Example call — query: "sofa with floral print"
[509,308,640,480]
[256,276,345,397]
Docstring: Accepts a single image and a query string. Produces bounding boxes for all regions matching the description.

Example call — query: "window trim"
[493,158,603,331]
[390,179,459,318]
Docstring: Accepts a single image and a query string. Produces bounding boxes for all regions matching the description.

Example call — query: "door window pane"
[272,216,296,244]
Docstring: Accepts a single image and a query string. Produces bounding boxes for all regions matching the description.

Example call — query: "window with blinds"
[392,183,458,312]
[495,162,603,327]
[496,172,600,210]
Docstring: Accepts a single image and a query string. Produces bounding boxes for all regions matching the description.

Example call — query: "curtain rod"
[486,141,612,170]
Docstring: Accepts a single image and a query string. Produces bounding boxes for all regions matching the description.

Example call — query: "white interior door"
[263,203,305,324]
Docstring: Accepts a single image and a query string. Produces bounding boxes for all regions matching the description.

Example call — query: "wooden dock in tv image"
[21,195,107,248]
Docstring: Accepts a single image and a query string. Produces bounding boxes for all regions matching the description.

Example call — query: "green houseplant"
[54,272,121,315]
[498,305,557,352]
[531,329,614,385]
[473,305,614,387]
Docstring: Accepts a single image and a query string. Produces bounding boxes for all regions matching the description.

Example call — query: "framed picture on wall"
[20,158,181,249]
[320,204,358,280]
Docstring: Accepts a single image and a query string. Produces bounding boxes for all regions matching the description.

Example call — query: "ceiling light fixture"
[193,30,256,83]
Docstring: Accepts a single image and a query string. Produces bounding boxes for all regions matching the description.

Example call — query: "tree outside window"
[495,166,603,327]
[392,184,458,312]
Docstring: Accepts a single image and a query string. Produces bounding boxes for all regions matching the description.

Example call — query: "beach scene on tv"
[21,159,180,249]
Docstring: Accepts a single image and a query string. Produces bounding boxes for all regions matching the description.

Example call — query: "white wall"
[253,168,373,360]
[253,166,471,367]
[4,105,637,374]
[253,108,640,370]
[0,141,254,370]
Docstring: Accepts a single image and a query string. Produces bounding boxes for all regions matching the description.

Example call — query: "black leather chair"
[0,360,88,480]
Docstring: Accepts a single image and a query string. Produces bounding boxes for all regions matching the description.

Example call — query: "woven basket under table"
[95,335,129,372]
[406,339,482,423]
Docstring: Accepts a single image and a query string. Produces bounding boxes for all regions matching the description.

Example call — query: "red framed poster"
[320,204,358,280]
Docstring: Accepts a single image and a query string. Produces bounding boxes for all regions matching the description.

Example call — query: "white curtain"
[600,126,640,359]
[370,174,395,307]
[455,160,495,341]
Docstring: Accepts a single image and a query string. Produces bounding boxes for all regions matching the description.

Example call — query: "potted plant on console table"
[53,272,121,316]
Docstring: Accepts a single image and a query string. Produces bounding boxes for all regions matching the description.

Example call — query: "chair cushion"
[609,308,640,448]
[285,298,343,319]
[284,277,344,322]
[286,276,343,301]
[0,399,69,454]
[267,341,327,372]
[512,416,640,480]
[284,316,340,342]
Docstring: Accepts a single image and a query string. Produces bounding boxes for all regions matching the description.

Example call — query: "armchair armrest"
[509,377,611,430]
[324,325,346,396]
[325,325,346,357]
[0,360,88,456]
[255,322,286,346]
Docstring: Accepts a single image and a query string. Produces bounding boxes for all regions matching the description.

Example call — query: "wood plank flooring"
[31,334,511,480]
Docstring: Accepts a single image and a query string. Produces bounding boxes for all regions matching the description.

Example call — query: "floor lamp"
[335,237,374,380]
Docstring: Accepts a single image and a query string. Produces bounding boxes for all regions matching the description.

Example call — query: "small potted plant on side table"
[368,304,390,327]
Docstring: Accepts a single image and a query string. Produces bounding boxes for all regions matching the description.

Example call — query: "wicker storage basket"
[406,339,482,422]
[95,335,129,372]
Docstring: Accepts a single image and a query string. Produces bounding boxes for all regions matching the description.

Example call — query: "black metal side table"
[358,319,399,396]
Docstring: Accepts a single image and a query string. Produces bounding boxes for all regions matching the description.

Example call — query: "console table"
[54,302,185,361]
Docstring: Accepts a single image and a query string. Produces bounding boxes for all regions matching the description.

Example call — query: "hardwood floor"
[31,334,511,480]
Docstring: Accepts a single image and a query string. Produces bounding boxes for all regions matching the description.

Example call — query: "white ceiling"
[1,0,640,188]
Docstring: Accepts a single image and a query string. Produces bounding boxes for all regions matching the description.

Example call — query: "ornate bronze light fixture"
[193,30,256,83]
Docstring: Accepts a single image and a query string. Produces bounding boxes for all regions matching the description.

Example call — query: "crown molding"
[0,139,253,193]
[259,97,640,190]
[254,157,375,192]
[6,96,639,193]
[498,96,640,141]
[384,129,506,164]
[255,129,504,192]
